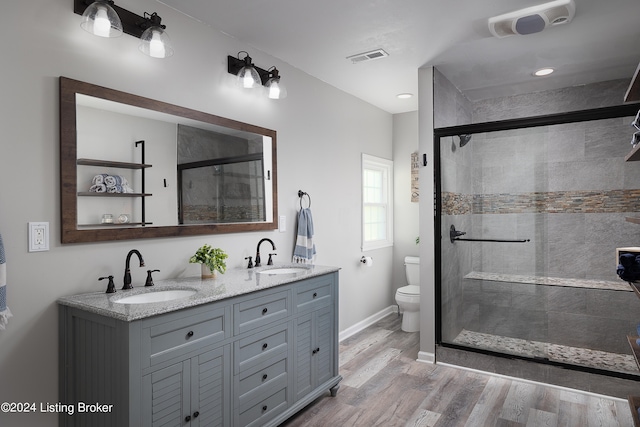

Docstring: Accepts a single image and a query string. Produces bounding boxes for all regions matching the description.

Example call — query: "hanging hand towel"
[0,233,12,330]
[293,208,316,264]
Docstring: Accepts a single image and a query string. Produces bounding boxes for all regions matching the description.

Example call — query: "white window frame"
[361,154,394,251]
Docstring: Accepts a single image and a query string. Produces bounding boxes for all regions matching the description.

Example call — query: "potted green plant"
[190,244,228,278]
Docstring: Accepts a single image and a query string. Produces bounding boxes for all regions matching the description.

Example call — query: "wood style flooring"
[282,314,633,427]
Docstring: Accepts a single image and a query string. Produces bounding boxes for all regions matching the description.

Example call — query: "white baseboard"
[417,351,435,364]
[339,305,397,342]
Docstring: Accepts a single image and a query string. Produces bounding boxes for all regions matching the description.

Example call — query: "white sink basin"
[114,289,196,304]
[257,267,309,275]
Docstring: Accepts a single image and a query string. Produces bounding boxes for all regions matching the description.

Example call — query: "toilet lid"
[397,285,420,296]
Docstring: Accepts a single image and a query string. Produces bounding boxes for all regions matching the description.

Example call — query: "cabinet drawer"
[234,290,290,335]
[238,386,288,427]
[237,355,288,409]
[295,277,333,312]
[235,323,289,374]
[142,305,229,367]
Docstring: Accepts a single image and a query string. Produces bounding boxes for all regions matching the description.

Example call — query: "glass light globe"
[266,78,287,99]
[139,27,174,58]
[237,65,261,89]
[80,1,123,38]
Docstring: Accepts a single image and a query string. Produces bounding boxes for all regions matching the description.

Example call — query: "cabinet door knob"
[185,415,191,422]
[313,292,317,298]
[262,307,268,315]
[262,405,268,412]
[187,330,194,338]
[262,343,268,350]
[193,411,199,418]
[262,374,268,381]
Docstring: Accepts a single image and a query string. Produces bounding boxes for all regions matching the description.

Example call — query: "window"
[362,154,393,251]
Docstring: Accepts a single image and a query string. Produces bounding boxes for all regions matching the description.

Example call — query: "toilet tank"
[404,256,420,286]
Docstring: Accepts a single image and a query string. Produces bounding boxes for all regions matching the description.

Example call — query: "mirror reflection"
[60,77,277,243]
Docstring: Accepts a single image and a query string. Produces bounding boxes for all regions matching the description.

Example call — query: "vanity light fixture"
[265,67,287,99]
[74,0,173,58]
[230,51,262,89]
[227,52,287,99]
[80,0,123,38]
[138,13,174,58]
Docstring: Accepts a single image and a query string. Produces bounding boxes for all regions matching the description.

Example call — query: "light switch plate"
[28,222,49,252]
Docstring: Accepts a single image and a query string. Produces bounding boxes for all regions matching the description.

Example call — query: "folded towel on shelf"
[89,175,134,193]
[91,174,108,185]
[0,233,12,330]
[89,184,107,193]
[106,185,131,193]
[292,208,316,264]
[104,175,127,187]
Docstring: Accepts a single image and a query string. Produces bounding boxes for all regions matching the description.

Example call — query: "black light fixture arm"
[139,12,166,31]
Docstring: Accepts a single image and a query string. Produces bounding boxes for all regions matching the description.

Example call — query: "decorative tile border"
[464,271,631,292]
[442,189,640,215]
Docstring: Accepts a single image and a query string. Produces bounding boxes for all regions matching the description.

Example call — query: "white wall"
[392,111,420,296]
[0,1,394,425]
[418,67,437,361]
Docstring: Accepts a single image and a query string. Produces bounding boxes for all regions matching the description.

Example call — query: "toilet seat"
[397,285,420,296]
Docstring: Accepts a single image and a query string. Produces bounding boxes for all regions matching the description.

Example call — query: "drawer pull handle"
[313,292,318,298]
[193,411,199,418]
[262,405,268,412]
[187,330,194,338]
[312,347,320,355]
[262,373,268,381]
[262,343,268,350]
[262,307,268,315]
[185,415,191,422]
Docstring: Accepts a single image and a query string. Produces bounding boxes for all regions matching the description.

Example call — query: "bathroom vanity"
[58,265,341,427]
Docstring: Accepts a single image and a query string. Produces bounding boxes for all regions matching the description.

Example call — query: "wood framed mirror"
[60,77,277,243]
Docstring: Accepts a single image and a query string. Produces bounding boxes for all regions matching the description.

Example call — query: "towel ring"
[298,190,311,209]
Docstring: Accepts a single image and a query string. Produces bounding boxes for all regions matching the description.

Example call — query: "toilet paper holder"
[360,256,373,266]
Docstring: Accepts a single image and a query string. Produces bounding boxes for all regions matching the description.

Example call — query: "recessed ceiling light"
[534,67,554,77]
[397,93,413,99]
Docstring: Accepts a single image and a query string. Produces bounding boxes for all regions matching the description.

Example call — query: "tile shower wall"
[435,69,473,341]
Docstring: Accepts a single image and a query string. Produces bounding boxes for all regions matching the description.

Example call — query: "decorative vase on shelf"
[201,264,217,279]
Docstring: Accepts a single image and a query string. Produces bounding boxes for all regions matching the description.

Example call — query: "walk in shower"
[436,105,640,379]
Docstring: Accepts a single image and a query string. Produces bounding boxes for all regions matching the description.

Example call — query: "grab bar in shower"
[449,225,530,244]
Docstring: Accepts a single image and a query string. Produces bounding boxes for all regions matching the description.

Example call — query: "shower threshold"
[452,329,639,376]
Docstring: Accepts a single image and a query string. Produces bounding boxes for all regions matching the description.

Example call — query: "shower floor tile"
[452,329,639,375]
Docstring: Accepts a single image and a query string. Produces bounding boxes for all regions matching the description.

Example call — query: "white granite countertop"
[57,263,340,322]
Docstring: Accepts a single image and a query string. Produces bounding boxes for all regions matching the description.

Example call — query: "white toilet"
[395,256,420,332]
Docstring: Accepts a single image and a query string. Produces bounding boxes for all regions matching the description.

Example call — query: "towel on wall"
[0,233,12,330]
[293,208,316,264]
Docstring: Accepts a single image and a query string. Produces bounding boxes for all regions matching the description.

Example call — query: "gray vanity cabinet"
[59,271,341,427]
[142,345,231,427]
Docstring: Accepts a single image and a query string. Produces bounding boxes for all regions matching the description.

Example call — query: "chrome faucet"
[255,238,276,267]
[123,249,145,290]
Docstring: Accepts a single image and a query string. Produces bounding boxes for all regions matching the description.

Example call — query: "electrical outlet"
[28,222,49,252]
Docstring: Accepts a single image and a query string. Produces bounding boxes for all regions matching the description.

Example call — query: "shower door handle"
[449,225,530,243]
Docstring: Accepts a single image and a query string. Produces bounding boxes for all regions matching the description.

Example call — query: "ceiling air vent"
[346,49,389,64]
